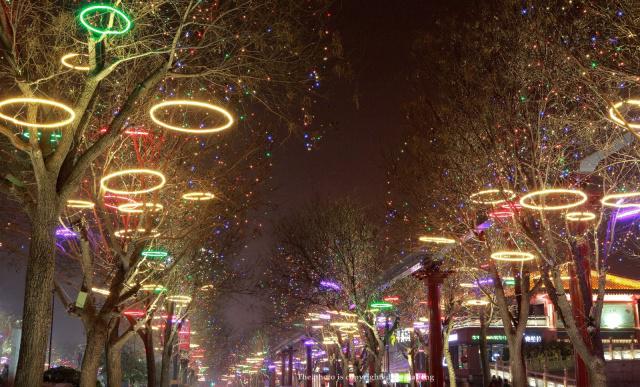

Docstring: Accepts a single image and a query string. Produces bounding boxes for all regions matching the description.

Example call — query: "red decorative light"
[123,309,146,317]
[488,209,514,219]
[383,295,400,302]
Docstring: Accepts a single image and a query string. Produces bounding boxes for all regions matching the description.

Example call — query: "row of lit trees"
[0,0,334,385]
[385,2,640,387]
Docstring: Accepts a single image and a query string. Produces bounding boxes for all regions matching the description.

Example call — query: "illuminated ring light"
[465,299,489,306]
[329,322,357,328]
[66,199,95,209]
[78,5,132,36]
[141,284,167,293]
[60,53,90,71]
[0,97,75,128]
[460,283,476,288]
[490,251,536,262]
[114,228,160,239]
[182,191,215,201]
[200,284,214,291]
[339,326,358,334]
[565,211,596,222]
[488,209,514,219]
[117,202,164,213]
[141,250,168,259]
[167,295,192,304]
[100,169,166,195]
[418,235,456,244]
[519,189,587,211]
[469,189,516,205]
[609,100,640,130]
[601,192,640,209]
[149,100,234,134]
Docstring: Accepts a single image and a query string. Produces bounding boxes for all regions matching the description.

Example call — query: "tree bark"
[14,201,58,387]
[80,325,108,387]
[107,343,123,387]
[142,326,156,387]
[479,310,491,387]
[507,340,527,387]
[160,303,177,387]
[443,325,456,387]
[586,357,607,387]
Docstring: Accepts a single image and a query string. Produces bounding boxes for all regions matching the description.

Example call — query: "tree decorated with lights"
[0,0,335,384]
[386,2,640,386]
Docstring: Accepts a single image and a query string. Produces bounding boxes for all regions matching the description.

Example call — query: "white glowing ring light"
[519,189,587,211]
[329,322,357,327]
[0,97,75,128]
[100,169,166,195]
[60,53,91,71]
[460,283,476,288]
[182,192,215,201]
[469,189,516,205]
[418,235,456,244]
[565,211,596,221]
[141,284,167,292]
[465,299,489,306]
[149,100,234,134]
[490,251,536,262]
[117,202,164,213]
[609,100,640,130]
[601,192,640,209]
[66,199,95,209]
[167,295,192,304]
[339,326,358,334]
[114,228,160,239]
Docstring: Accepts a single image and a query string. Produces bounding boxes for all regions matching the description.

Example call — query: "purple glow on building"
[616,207,640,220]
[304,339,315,346]
[413,322,428,329]
[55,227,77,238]
[319,280,341,291]
[267,364,276,370]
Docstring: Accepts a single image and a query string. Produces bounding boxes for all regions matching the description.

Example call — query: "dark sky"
[221,0,437,338]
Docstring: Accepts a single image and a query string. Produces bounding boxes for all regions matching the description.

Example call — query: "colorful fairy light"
[0,97,75,128]
[490,251,536,262]
[182,192,215,201]
[519,189,587,211]
[149,100,234,134]
[100,169,166,195]
[565,211,596,221]
[601,192,640,209]
[60,53,90,71]
[66,199,95,209]
[117,202,164,213]
[418,235,456,244]
[469,189,515,205]
[79,5,132,36]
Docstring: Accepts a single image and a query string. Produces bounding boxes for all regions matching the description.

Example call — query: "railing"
[490,363,575,387]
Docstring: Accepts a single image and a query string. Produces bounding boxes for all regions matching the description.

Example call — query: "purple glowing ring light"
[319,280,341,291]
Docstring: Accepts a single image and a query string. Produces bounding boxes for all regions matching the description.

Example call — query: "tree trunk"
[107,343,123,387]
[14,203,58,387]
[479,310,491,387]
[587,357,606,387]
[443,326,456,387]
[160,303,177,387]
[143,328,156,387]
[80,325,108,387]
[508,340,527,387]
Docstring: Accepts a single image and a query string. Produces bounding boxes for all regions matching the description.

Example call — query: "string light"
[182,192,215,201]
[0,97,75,128]
[117,202,164,213]
[167,295,192,305]
[66,199,95,209]
[490,251,536,262]
[608,100,640,130]
[91,287,110,296]
[519,189,587,211]
[469,189,515,205]
[566,211,596,221]
[100,169,166,195]
[601,192,640,209]
[418,235,456,244]
[60,53,90,71]
[464,299,489,306]
[114,228,160,239]
[149,100,234,134]
[79,5,132,36]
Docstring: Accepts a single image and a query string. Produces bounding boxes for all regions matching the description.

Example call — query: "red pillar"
[569,264,590,386]
[306,345,313,387]
[426,275,445,387]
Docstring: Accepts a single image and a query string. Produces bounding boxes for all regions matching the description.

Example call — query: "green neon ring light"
[79,5,132,36]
